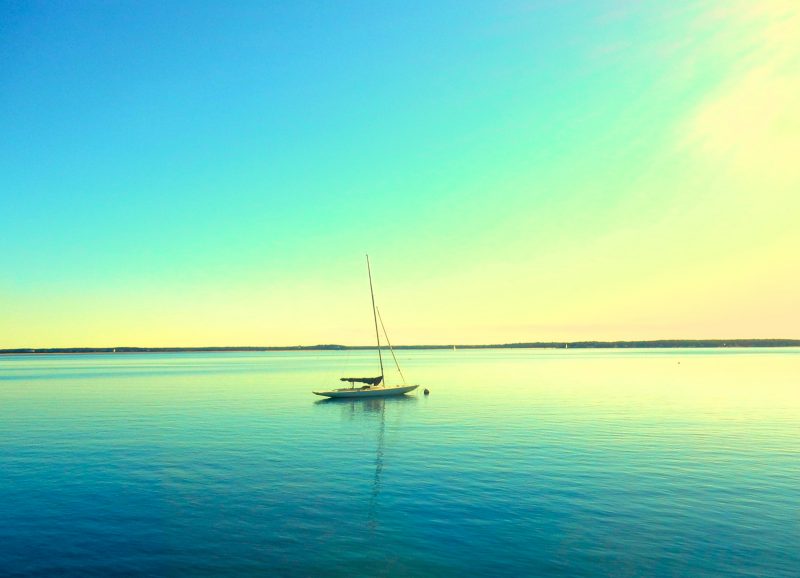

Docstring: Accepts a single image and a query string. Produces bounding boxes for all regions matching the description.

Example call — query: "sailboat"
[312,256,420,399]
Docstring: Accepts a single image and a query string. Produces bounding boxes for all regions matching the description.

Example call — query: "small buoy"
[423,388,430,395]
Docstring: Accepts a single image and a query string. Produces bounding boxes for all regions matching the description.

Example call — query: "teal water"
[1,349,798,577]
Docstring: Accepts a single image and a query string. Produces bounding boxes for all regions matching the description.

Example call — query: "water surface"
[1,348,798,576]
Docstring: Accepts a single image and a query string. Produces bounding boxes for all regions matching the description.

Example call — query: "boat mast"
[366,254,384,382]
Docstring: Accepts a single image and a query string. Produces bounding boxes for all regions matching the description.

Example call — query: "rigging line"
[366,254,385,381]
[376,306,406,385]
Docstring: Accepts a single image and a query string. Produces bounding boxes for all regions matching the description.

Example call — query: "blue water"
[1,349,798,577]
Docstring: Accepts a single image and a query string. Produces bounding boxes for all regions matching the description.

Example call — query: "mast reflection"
[314,396,416,531]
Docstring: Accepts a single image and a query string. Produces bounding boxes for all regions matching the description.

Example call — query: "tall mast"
[366,254,384,381]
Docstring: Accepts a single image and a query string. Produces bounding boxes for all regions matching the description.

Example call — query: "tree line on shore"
[2,339,799,354]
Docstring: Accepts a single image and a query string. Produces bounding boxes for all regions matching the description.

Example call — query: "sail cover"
[340,376,383,386]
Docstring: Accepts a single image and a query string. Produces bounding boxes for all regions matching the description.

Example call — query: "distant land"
[2,339,800,354]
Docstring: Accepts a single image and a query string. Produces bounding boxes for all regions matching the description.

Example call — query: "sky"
[2,1,799,347]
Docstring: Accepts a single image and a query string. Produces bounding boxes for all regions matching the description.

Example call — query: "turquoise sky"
[2,1,798,347]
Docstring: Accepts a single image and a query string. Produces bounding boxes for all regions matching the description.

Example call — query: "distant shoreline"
[2,339,799,355]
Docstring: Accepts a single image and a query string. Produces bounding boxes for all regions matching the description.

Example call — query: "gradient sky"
[2,1,798,347]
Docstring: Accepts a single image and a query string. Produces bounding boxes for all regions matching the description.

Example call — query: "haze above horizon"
[2,1,798,348]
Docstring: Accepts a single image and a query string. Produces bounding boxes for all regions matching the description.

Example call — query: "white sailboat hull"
[313,384,419,398]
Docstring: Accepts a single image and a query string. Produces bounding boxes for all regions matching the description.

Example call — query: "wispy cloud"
[679,1,800,188]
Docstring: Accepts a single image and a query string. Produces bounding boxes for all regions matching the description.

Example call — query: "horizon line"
[3,338,800,354]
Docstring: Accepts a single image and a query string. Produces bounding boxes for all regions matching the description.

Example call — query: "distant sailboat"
[312,256,419,399]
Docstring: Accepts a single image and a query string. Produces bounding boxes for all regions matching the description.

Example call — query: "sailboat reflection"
[315,396,416,530]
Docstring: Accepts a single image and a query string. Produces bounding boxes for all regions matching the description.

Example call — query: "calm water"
[1,349,798,577]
